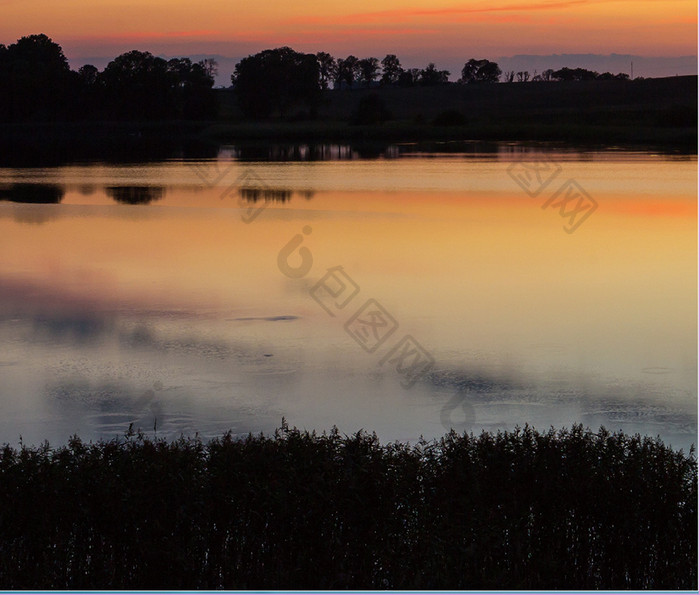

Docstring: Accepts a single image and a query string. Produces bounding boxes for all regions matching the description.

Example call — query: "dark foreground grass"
[0,423,696,589]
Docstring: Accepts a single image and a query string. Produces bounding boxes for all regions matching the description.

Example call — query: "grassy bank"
[208,75,697,148]
[0,424,696,589]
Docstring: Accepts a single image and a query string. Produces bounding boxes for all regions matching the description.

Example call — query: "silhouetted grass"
[0,423,696,589]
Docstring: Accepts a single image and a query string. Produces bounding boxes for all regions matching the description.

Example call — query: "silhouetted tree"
[596,71,630,81]
[552,67,575,81]
[75,64,97,87]
[200,58,218,80]
[166,57,217,118]
[358,57,380,87]
[552,67,599,81]
[380,54,402,85]
[99,50,172,118]
[336,55,360,89]
[331,57,344,89]
[167,57,193,81]
[419,63,450,85]
[315,52,336,90]
[68,64,99,117]
[0,34,215,122]
[460,58,501,83]
[232,47,320,118]
[516,71,530,82]
[502,70,515,83]
[0,34,73,120]
[0,43,10,118]
[397,68,421,86]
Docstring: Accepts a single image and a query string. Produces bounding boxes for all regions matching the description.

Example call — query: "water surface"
[0,144,696,449]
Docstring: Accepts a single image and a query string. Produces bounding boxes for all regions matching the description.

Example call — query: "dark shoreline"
[0,120,696,168]
[1,75,697,160]
[1,118,696,146]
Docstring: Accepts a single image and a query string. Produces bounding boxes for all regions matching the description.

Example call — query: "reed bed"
[0,423,696,589]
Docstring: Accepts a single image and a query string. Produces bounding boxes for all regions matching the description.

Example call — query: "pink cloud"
[289,27,443,41]
[74,30,223,42]
[286,0,589,26]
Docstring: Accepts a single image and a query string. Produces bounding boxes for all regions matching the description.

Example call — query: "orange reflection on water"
[0,155,696,447]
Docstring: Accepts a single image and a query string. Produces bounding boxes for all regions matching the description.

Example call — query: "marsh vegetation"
[0,424,696,589]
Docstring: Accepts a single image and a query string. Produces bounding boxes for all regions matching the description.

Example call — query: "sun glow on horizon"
[1,0,696,65]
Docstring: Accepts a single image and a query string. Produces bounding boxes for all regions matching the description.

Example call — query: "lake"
[0,143,696,451]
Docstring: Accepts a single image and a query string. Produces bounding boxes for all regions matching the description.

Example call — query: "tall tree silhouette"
[97,51,216,119]
[552,67,598,81]
[335,56,360,89]
[78,64,98,86]
[200,58,218,80]
[380,54,403,85]
[358,57,380,87]
[419,63,450,85]
[99,51,172,119]
[398,68,422,86]
[315,52,336,90]
[232,47,320,118]
[165,57,217,118]
[0,34,72,120]
[460,59,501,83]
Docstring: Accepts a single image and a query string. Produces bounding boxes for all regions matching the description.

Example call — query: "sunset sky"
[1,0,697,78]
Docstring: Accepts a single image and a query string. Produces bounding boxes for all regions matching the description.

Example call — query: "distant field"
[0,76,696,151]
[211,75,697,146]
[330,75,695,120]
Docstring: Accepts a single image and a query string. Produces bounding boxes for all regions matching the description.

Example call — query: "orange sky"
[1,0,697,69]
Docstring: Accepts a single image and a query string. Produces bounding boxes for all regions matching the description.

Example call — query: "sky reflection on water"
[0,146,696,450]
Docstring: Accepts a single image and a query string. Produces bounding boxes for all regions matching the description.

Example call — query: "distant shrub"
[433,109,468,126]
[0,424,696,589]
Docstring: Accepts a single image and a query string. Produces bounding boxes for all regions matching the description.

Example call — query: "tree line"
[0,34,634,122]
[231,49,630,118]
[502,66,630,83]
[0,34,217,121]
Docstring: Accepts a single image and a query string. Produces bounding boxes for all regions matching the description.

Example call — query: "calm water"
[0,144,697,450]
